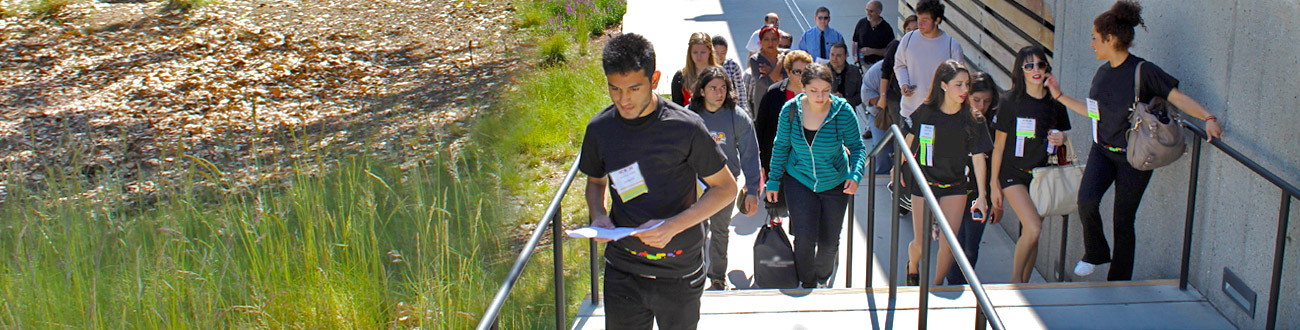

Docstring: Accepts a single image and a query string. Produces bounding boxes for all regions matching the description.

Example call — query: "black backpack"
[752,209,798,288]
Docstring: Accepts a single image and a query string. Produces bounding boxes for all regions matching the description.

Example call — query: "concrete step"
[571,280,1235,329]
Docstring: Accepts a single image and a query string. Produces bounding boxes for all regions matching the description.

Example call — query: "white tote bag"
[1030,138,1085,217]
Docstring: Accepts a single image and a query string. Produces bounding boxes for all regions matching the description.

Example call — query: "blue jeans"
[946,192,986,285]
[865,113,894,175]
[783,176,851,288]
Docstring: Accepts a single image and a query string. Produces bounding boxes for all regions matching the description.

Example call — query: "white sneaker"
[1074,261,1097,276]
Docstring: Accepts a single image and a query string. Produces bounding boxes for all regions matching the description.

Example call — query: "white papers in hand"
[565,221,664,241]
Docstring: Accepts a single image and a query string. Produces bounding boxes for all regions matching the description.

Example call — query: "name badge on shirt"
[1087,98,1101,143]
[918,124,935,166]
[610,162,649,203]
[1015,117,1035,157]
[1086,98,1101,120]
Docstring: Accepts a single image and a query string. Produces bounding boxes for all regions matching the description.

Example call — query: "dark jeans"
[871,129,894,175]
[783,176,851,288]
[603,264,706,330]
[946,191,986,285]
[704,195,736,281]
[1078,143,1154,281]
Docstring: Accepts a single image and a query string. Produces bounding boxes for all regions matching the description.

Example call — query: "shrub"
[539,32,568,65]
[164,0,212,12]
[26,0,74,18]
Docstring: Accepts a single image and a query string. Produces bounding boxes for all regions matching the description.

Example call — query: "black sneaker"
[708,278,727,291]
[906,273,920,286]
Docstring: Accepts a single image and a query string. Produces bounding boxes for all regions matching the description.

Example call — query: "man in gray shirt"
[859,60,892,174]
[687,66,762,290]
[893,0,964,121]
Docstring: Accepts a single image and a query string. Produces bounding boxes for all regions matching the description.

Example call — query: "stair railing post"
[552,206,565,330]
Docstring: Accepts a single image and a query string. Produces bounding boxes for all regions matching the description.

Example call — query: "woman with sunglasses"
[764,62,866,289]
[903,59,993,286]
[1046,1,1223,281]
[991,46,1071,283]
[754,50,815,217]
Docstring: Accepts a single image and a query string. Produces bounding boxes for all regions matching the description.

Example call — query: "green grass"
[2,152,502,328]
[164,0,213,12]
[1,0,620,328]
[516,0,626,63]
[24,0,74,18]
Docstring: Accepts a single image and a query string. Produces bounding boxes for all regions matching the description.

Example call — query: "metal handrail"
[1177,119,1298,330]
[476,160,581,330]
[864,124,1006,330]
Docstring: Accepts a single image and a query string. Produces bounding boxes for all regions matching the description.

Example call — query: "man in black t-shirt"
[578,33,736,330]
[852,0,894,65]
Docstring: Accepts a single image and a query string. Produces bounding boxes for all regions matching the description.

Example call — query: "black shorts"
[999,167,1034,188]
[909,180,970,199]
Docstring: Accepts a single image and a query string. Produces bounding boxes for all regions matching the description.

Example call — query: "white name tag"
[918,124,935,166]
[610,162,649,202]
[1015,117,1035,157]
[1087,98,1100,143]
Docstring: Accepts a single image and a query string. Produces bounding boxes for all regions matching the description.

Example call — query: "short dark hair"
[711,35,728,48]
[602,33,656,78]
[816,6,830,15]
[1094,0,1145,50]
[830,41,847,52]
[801,62,835,86]
[915,0,945,23]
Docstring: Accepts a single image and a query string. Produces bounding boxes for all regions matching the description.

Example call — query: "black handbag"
[752,212,798,288]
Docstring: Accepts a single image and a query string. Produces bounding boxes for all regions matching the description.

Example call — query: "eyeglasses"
[1022,62,1048,71]
[817,16,830,20]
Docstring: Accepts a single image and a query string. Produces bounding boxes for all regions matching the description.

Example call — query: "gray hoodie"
[693,104,762,196]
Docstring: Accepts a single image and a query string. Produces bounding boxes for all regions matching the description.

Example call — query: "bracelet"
[1206,116,1218,122]
[1053,92,1062,100]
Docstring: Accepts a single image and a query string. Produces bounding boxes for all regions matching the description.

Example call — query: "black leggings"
[1077,143,1154,281]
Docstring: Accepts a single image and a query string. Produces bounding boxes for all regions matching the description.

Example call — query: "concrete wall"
[1026,0,1300,328]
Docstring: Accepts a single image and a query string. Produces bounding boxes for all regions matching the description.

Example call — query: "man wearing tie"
[796,7,845,63]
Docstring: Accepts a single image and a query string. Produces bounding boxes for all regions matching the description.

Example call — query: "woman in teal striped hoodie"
[763,62,867,289]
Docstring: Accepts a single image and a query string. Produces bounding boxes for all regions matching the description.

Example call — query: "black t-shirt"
[578,96,728,278]
[754,79,793,169]
[994,93,1072,170]
[1088,54,1179,149]
[881,40,901,101]
[966,109,998,190]
[906,104,994,185]
[852,18,895,64]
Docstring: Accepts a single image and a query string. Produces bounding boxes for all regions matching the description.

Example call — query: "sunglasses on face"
[790,69,805,75]
[817,16,829,20]
[1023,62,1049,71]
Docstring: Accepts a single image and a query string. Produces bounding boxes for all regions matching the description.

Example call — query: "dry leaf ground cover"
[0,0,625,328]
[1,0,520,203]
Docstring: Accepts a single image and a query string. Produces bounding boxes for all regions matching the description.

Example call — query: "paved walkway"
[624,0,901,95]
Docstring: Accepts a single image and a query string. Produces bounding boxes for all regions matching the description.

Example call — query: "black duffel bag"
[752,210,797,289]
